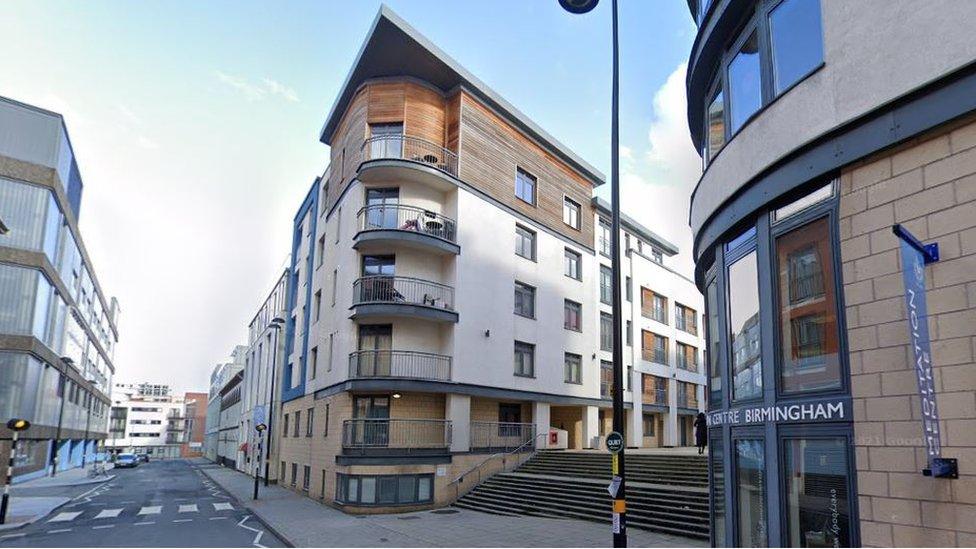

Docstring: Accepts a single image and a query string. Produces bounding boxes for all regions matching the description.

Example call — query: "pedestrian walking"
[694,412,707,455]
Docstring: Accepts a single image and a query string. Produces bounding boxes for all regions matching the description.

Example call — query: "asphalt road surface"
[0,460,286,548]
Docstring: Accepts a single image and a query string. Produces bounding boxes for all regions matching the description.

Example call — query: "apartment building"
[204,346,246,464]
[181,391,207,457]
[106,383,185,459]
[216,370,243,468]
[270,7,705,513]
[0,96,119,481]
[237,269,288,478]
[686,0,976,546]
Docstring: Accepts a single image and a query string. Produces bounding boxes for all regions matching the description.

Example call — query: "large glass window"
[783,437,850,547]
[336,473,433,506]
[705,87,726,164]
[735,439,768,547]
[706,279,723,407]
[598,219,612,257]
[0,178,50,254]
[777,217,840,393]
[710,431,727,546]
[0,353,43,422]
[600,313,613,352]
[600,266,612,305]
[729,251,762,401]
[769,0,824,95]
[728,32,762,134]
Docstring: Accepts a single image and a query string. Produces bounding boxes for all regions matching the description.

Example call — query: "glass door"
[365,188,399,230]
[358,325,392,376]
[361,256,395,302]
[369,123,403,160]
[353,396,391,446]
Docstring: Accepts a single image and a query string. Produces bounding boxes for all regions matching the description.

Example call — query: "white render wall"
[105,388,185,455]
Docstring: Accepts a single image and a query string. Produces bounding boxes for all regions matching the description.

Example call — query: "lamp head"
[6,418,30,431]
[559,0,599,14]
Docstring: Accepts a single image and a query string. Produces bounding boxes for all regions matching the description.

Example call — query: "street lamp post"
[558,0,627,546]
[264,317,285,487]
[253,423,266,500]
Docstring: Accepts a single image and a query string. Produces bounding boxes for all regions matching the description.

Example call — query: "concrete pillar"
[582,405,600,449]
[446,394,471,452]
[665,377,678,447]
[533,401,551,449]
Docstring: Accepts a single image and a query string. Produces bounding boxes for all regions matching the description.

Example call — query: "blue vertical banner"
[898,239,941,465]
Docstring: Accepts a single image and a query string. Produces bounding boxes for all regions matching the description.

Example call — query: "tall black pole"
[609,0,627,546]
[0,431,18,524]
[51,379,66,477]
[264,324,280,487]
[81,393,93,467]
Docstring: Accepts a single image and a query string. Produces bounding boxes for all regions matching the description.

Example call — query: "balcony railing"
[678,393,699,409]
[644,306,668,324]
[642,348,669,365]
[352,276,454,311]
[677,354,699,373]
[361,135,459,178]
[644,388,668,406]
[357,204,457,243]
[469,422,536,452]
[676,315,699,336]
[348,350,451,381]
[341,419,452,450]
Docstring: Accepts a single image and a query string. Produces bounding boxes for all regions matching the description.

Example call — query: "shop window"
[782,437,852,546]
[336,473,433,506]
[706,279,723,407]
[777,217,840,393]
[729,251,762,401]
[728,31,762,134]
[710,431,727,546]
[735,439,768,547]
[769,0,824,95]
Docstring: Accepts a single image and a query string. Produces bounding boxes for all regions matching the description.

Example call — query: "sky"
[0,0,701,393]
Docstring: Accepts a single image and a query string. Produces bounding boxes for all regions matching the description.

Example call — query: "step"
[472,484,709,521]
[484,476,708,508]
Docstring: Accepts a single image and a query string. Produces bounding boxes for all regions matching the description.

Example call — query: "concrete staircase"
[454,451,709,540]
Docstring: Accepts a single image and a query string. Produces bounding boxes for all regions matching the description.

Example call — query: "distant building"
[204,346,246,463]
[105,383,184,459]
[181,391,207,457]
[217,370,244,469]
[0,96,121,482]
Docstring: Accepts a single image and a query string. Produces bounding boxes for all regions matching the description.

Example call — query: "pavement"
[0,460,284,547]
[0,463,116,531]
[196,459,706,548]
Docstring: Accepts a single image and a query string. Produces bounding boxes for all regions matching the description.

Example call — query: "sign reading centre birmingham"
[707,398,847,427]
[899,237,941,462]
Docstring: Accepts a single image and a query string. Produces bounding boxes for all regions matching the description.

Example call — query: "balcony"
[341,419,452,455]
[348,350,452,381]
[469,422,536,452]
[644,388,668,406]
[354,204,459,255]
[643,306,668,324]
[351,276,458,323]
[676,316,699,336]
[358,135,459,192]
[642,348,669,366]
[677,354,699,373]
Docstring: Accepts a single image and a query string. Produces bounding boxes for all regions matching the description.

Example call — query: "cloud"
[118,105,141,125]
[215,71,300,103]
[611,62,702,277]
[136,135,158,149]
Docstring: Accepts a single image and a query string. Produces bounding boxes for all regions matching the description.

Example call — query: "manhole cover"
[430,509,459,515]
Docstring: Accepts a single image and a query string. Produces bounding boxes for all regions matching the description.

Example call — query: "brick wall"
[839,116,976,547]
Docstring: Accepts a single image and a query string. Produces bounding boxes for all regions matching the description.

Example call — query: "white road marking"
[134,521,155,526]
[48,511,82,522]
[92,525,115,530]
[95,508,124,519]
[179,504,198,513]
[236,515,266,548]
[46,528,73,534]
[173,518,194,523]
[208,517,229,521]
[0,533,26,539]
[213,502,234,511]
[138,506,162,515]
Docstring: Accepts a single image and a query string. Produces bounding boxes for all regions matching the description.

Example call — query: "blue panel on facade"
[66,159,83,220]
[281,178,320,403]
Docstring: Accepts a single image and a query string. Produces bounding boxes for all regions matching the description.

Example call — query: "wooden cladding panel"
[457,91,595,249]
[445,93,461,152]
[327,87,368,211]
[404,84,445,147]
[367,82,405,124]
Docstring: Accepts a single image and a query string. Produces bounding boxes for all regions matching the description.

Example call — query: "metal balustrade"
[469,422,536,452]
[341,419,452,449]
[352,276,454,310]
[677,353,699,373]
[348,350,452,381]
[361,135,459,178]
[644,388,669,405]
[642,348,669,365]
[357,204,457,243]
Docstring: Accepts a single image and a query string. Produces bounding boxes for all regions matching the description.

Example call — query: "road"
[0,460,285,548]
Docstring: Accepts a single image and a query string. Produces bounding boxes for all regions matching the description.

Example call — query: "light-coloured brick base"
[840,114,976,547]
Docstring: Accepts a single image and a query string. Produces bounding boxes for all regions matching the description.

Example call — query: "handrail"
[356,203,457,243]
[449,431,549,502]
[361,135,459,178]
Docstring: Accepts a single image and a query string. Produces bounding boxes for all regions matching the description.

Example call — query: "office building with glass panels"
[687,0,976,546]
[0,96,119,481]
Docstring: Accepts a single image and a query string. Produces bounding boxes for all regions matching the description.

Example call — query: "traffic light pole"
[0,431,19,525]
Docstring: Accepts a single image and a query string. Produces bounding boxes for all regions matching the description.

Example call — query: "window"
[514,341,534,377]
[706,279,722,407]
[302,465,311,492]
[625,277,632,301]
[327,333,334,372]
[515,225,536,260]
[782,437,851,547]
[515,168,536,205]
[677,342,698,372]
[642,414,655,436]
[514,282,535,319]
[651,248,663,264]
[283,413,289,438]
[313,291,322,323]
[323,403,330,437]
[600,313,613,352]
[309,347,318,380]
[293,411,301,438]
[625,320,632,346]
[316,235,325,268]
[773,182,834,221]
[335,208,342,243]
[563,197,581,229]
[769,0,823,95]
[336,474,433,506]
[564,248,582,280]
[641,288,667,324]
[677,380,698,408]
[735,439,767,547]
[564,300,582,332]
[331,269,338,306]
[280,461,285,481]
[598,219,611,256]
[368,123,403,159]
[564,353,582,384]
[711,432,726,544]
[290,463,298,487]
[728,31,761,134]
[600,361,613,398]
[729,251,762,401]
[777,217,840,393]
[675,303,698,335]
[599,266,612,305]
[306,408,314,437]
[642,331,668,365]
[705,86,726,164]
